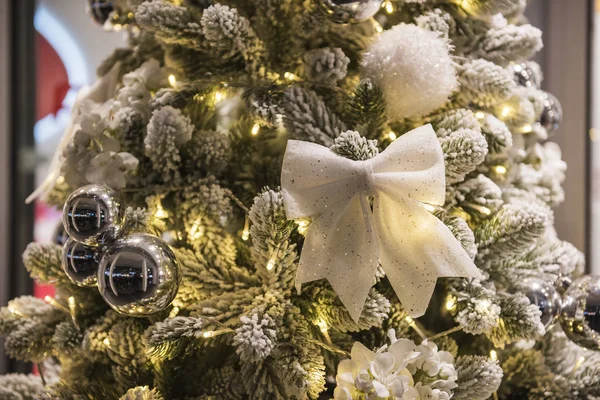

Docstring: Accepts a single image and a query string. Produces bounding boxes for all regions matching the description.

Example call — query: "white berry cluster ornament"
[62,184,181,316]
[317,0,384,24]
[362,23,457,120]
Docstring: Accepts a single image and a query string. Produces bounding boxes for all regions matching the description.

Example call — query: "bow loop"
[281,124,483,322]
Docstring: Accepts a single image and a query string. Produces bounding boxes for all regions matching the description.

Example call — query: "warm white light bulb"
[251,124,260,136]
[493,165,507,175]
[168,74,177,87]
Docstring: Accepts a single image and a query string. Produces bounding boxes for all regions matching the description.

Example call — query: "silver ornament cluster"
[61,184,180,316]
[559,275,600,350]
[317,0,384,24]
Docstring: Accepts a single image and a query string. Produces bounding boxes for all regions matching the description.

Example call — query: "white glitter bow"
[281,124,483,322]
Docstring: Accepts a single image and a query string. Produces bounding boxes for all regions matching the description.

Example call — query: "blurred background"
[0,0,596,373]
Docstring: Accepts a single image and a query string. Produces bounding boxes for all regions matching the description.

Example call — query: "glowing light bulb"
[251,124,260,136]
[189,219,205,240]
[113,24,123,32]
[103,338,111,347]
[57,176,65,184]
[405,316,414,324]
[493,165,507,175]
[296,219,310,235]
[241,216,250,241]
[373,20,384,33]
[284,72,298,81]
[266,258,275,271]
[385,1,394,13]
[479,206,491,216]
[387,131,397,141]
[576,356,586,368]
[475,111,485,119]
[490,349,497,360]
[316,319,328,334]
[445,295,457,311]
[44,296,52,303]
[168,74,177,87]
[214,91,224,102]
[169,307,180,318]
[155,204,168,219]
[203,331,215,338]
[522,124,532,133]
[421,203,436,213]
[500,106,511,118]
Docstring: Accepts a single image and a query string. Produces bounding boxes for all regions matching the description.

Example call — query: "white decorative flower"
[122,58,171,90]
[334,330,457,400]
[85,151,139,189]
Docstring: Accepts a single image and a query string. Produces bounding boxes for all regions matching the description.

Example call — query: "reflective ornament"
[511,62,542,88]
[98,234,180,316]
[517,277,561,330]
[62,238,100,287]
[555,275,572,296]
[53,220,69,246]
[317,0,384,24]
[63,184,123,246]
[539,92,562,134]
[560,275,600,350]
[87,0,114,25]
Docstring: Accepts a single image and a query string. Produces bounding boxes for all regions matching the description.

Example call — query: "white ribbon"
[281,124,483,322]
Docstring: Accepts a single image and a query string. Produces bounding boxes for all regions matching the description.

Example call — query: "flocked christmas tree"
[2,0,600,399]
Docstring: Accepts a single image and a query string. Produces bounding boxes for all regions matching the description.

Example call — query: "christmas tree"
[1,0,598,399]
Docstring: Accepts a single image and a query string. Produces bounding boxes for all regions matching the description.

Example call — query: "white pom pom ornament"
[362,24,457,120]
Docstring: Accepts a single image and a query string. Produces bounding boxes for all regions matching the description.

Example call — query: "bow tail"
[373,193,483,318]
[296,196,379,323]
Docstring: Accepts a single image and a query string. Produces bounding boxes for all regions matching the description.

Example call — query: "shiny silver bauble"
[97,234,180,316]
[63,184,123,247]
[517,277,561,330]
[539,91,562,134]
[511,62,542,88]
[317,0,384,24]
[560,275,600,350]
[62,238,100,287]
[87,0,114,25]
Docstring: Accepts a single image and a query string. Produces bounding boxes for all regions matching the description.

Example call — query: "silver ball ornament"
[517,277,561,330]
[87,0,115,25]
[97,234,180,316]
[539,91,562,134]
[53,220,69,246]
[63,184,123,247]
[511,62,542,88]
[318,0,384,24]
[560,275,600,350]
[62,238,100,287]
[87,0,114,25]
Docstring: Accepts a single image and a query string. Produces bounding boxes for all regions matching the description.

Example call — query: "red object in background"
[36,33,70,120]
[34,32,70,301]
